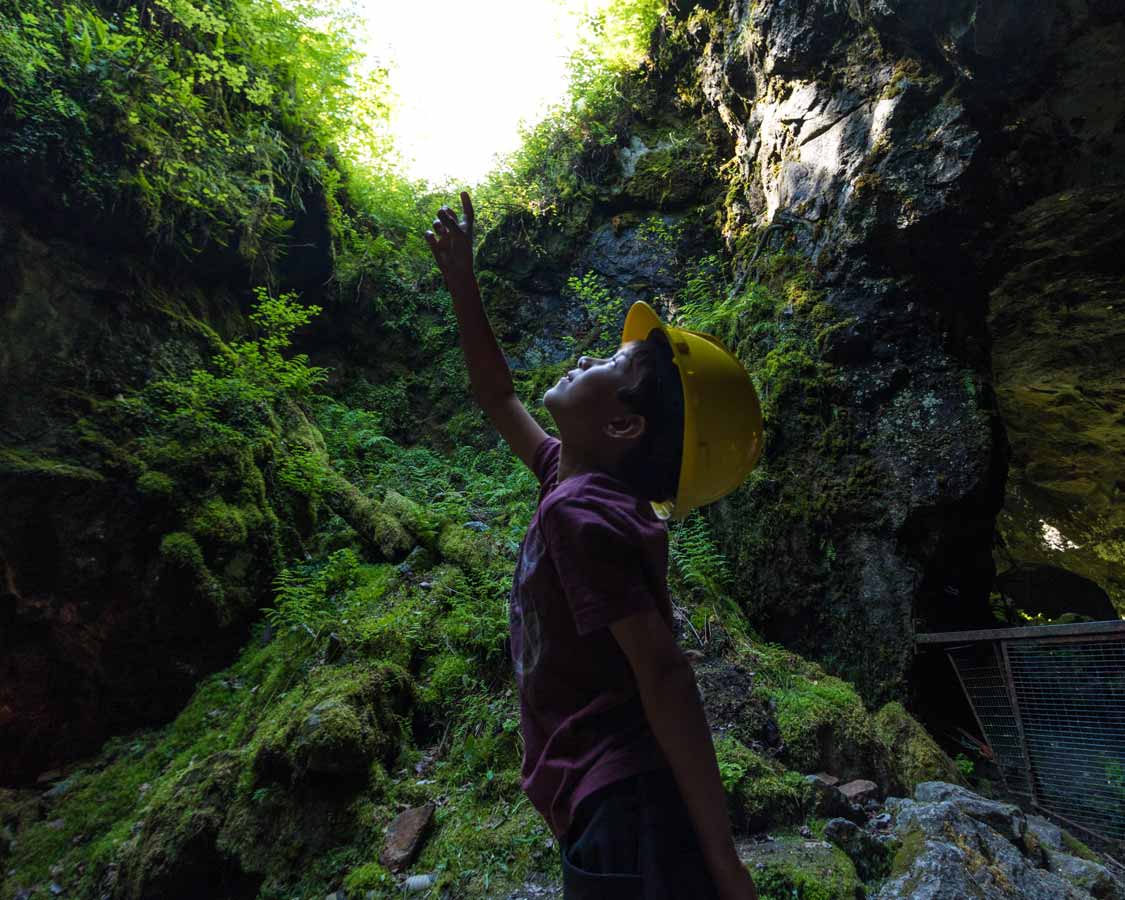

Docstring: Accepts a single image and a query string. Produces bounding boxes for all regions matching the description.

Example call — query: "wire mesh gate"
[917,620,1125,849]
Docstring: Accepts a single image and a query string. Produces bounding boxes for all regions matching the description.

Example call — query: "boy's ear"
[605,413,646,441]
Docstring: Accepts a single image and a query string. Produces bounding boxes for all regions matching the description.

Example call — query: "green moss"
[250,660,413,780]
[0,645,267,898]
[890,826,927,876]
[160,530,206,569]
[1061,831,1100,862]
[625,137,714,208]
[416,791,556,897]
[873,702,962,793]
[749,834,862,900]
[382,489,439,546]
[191,497,251,545]
[770,676,875,775]
[420,652,475,706]
[0,448,104,481]
[714,737,812,831]
[324,473,415,560]
[343,860,395,893]
[136,469,176,496]
[437,522,494,571]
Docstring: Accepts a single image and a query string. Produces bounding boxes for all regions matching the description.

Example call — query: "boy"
[425,193,760,899]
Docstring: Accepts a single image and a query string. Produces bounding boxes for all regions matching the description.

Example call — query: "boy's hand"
[424,191,475,290]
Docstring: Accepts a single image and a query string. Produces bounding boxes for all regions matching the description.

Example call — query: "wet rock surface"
[877,782,1125,900]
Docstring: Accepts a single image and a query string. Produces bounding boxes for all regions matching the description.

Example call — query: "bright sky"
[356,0,611,186]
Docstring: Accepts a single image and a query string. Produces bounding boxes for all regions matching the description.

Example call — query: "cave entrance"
[916,620,1125,854]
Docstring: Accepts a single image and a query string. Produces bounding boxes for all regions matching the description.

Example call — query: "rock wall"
[694,0,1124,678]
[0,203,308,784]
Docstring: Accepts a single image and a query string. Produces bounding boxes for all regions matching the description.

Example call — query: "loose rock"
[380,803,436,872]
[823,817,892,881]
[838,779,880,805]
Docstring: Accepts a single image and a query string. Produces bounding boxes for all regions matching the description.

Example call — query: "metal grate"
[920,621,1125,848]
[1006,638,1125,842]
[947,642,1033,797]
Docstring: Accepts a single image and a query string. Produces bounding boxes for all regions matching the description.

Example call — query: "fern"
[669,510,731,600]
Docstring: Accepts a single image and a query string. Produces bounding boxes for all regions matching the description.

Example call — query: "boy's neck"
[556,442,620,484]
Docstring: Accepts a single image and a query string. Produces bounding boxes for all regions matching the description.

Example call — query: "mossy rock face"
[872,701,962,795]
[114,752,258,900]
[252,661,413,782]
[737,833,862,900]
[716,737,814,832]
[0,207,321,781]
[618,132,716,209]
[988,186,1125,615]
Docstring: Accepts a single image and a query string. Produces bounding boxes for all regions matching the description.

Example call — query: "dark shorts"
[560,768,720,900]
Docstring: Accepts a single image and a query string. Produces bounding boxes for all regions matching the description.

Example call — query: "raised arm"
[425,192,548,472]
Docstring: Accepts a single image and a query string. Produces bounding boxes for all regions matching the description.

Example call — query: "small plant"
[712,734,751,793]
[954,753,975,779]
[563,270,623,358]
[265,548,363,640]
[218,288,327,398]
[669,510,732,601]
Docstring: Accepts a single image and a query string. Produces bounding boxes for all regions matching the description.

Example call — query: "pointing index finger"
[460,191,475,223]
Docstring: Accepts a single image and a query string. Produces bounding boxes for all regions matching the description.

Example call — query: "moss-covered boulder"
[714,737,813,832]
[873,701,964,795]
[736,833,863,900]
[113,752,257,900]
[252,661,413,782]
[693,637,959,835]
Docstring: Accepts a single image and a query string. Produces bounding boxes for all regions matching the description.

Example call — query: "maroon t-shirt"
[508,435,674,840]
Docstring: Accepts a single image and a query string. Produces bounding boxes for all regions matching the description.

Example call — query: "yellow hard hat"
[621,301,764,521]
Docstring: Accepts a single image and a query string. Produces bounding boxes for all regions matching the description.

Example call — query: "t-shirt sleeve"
[544,496,658,636]
[530,435,561,486]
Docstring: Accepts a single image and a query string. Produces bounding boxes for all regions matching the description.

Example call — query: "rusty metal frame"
[918,620,1125,849]
[916,620,1125,644]
[944,648,1014,795]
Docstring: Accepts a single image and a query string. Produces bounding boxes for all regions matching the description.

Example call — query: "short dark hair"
[615,329,684,504]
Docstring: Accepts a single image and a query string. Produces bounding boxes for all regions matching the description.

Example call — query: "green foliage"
[669,510,732,599]
[0,0,425,293]
[218,288,327,397]
[473,0,666,228]
[713,733,753,794]
[955,753,975,778]
[73,289,334,627]
[0,0,398,262]
[564,270,622,357]
[313,396,540,552]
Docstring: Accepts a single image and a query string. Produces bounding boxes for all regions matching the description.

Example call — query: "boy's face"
[543,341,646,450]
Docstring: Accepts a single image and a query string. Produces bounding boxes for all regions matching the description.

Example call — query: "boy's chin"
[541,393,564,427]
